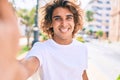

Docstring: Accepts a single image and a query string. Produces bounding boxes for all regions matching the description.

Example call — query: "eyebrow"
[53,15,61,19]
[52,14,73,18]
[66,14,73,17]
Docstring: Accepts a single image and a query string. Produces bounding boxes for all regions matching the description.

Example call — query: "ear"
[50,26,53,28]
[50,24,53,28]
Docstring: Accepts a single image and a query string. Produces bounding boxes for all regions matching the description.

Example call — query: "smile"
[59,28,70,33]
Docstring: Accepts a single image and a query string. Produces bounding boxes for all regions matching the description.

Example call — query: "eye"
[66,15,73,21]
[54,17,62,21]
[67,16,73,20]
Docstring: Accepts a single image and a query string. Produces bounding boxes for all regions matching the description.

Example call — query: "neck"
[53,37,73,45]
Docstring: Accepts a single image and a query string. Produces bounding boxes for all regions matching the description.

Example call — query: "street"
[86,40,120,80]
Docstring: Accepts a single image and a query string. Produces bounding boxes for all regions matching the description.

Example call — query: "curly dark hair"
[39,0,83,38]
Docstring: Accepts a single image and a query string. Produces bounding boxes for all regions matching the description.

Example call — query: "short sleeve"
[25,42,44,66]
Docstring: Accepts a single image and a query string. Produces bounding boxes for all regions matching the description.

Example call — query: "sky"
[9,0,90,10]
[9,0,36,10]
[81,0,90,9]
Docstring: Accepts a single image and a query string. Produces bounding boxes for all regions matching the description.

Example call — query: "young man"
[0,0,88,80]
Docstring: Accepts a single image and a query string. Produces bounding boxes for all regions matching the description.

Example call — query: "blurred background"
[8,0,120,80]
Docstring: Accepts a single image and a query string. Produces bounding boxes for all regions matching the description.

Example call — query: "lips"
[59,28,70,33]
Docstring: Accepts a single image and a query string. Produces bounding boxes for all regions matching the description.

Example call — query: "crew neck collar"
[49,39,75,48]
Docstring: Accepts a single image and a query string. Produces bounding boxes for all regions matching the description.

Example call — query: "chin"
[60,36,72,40]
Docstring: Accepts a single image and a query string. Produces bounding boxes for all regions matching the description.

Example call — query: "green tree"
[17,8,36,48]
[86,10,94,22]
[17,8,35,26]
[96,30,103,39]
[116,74,120,80]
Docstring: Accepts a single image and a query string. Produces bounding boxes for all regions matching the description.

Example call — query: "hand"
[0,0,20,61]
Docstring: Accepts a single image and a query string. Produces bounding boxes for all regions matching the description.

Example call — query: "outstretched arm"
[82,70,89,80]
[0,0,40,80]
[0,0,19,59]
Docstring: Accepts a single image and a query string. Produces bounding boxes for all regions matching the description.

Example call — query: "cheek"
[72,21,75,26]
[70,22,75,29]
[52,22,61,30]
[52,21,59,27]
[51,24,58,32]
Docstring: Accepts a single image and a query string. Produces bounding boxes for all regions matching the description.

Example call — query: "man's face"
[52,7,75,41]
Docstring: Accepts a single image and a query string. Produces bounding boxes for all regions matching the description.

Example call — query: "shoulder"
[33,39,50,47]
[33,42,43,47]
[73,39,87,47]
[30,39,51,52]
[73,39,88,52]
[32,41,45,49]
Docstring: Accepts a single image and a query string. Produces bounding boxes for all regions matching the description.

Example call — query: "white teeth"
[60,28,68,33]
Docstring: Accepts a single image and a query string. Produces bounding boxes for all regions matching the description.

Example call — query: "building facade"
[109,0,120,41]
[85,0,111,39]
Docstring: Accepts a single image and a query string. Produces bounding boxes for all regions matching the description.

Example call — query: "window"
[106,1,110,4]
[106,26,109,29]
[96,25,101,28]
[106,7,111,10]
[96,6,103,10]
[106,14,109,16]
[96,12,102,16]
[96,19,102,22]
[105,20,109,23]
[97,0,103,4]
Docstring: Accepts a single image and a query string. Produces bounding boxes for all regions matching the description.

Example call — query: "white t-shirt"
[26,39,88,80]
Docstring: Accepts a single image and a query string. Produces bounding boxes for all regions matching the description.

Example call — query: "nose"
[61,19,67,27]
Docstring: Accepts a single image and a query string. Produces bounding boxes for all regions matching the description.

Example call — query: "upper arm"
[82,70,88,80]
[20,56,40,78]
